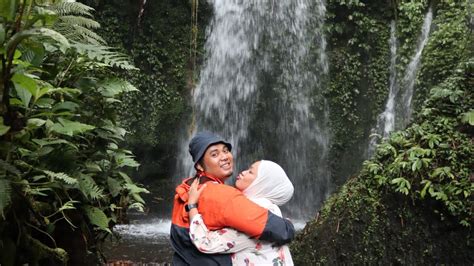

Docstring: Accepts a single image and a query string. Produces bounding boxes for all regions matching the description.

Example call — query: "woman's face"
[235,161,260,191]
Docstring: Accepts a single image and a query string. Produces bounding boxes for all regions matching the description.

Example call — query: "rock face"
[291,178,473,264]
[291,62,474,264]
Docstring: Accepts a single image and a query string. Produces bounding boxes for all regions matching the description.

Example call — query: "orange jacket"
[170,173,295,265]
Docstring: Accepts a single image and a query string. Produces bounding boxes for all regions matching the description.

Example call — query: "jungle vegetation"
[0,0,149,264]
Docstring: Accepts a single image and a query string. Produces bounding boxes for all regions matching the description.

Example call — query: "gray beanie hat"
[189,131,232,167]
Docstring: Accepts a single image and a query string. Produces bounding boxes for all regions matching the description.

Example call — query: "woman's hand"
[188,178,207,205]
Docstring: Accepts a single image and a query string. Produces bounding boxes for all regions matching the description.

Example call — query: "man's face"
[197,143,233,180]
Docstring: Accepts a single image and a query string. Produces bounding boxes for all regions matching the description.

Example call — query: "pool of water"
[104,218,173,264]
[104,216,307,265]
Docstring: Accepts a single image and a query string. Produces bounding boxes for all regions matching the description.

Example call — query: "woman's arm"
[189,214,257,253]
[188,178,258,254]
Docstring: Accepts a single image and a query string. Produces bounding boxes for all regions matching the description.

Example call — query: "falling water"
[369,9,433,154]
[175,0,330,220]
[400,7,433,125]
[368,21,398,155]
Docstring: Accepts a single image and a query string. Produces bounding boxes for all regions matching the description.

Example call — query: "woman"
[187,160,294,265]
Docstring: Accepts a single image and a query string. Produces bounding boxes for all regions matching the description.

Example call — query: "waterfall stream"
[369,8,433,154]
[175,0,330,220]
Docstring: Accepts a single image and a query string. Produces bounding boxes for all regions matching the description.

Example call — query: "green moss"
[93,1,212,180]
[292,57,473,264]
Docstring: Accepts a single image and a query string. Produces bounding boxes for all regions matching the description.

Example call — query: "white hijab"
[243,160,294,206]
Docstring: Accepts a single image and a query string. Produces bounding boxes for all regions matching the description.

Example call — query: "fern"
[78,174,105,201]
[55,16,105,45]
[58,16,100,29]
[52,2,94,17]
[98,78,139,98]
[73,43,138,70]
[43,170,78,185]
[0,179,12,218]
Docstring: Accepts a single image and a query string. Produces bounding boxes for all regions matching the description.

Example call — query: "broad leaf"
[49,118,95,136]
[461,111,474,126]
[0,117,10,136]
[12,73,37,108]
[107,177,122,197]
[83,206,111,233]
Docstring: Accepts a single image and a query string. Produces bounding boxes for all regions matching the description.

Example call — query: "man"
[170,131,295,265]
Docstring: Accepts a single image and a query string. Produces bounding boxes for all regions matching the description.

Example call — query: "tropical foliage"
[0,0,148,264]
[292,0,472,264]
[292,60,473,264]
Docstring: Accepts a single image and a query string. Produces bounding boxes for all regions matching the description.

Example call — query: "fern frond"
[56,24,105,45]
[98,78,139,98]
[58,15,100,29]
[53,2,94,17]
[54,16,105,45]
[73,43,137,70]
[44,170,78,185]
[0,179,12,218]
[78,175,105,201]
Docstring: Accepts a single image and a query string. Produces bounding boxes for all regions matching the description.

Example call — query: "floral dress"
[189,198,294,266]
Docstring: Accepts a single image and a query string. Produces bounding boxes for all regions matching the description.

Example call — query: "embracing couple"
[170,131,296,265]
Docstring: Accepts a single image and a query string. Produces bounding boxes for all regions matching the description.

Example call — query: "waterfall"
[400,7,433,125]
[369,8,433,154]
[368,21,398,155]
[175,0,330,220]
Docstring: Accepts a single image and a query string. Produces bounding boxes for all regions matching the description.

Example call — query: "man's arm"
[199,184,295,244]
[259,211,295,245]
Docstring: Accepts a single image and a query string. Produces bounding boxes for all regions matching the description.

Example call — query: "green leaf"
[32,138,76,149]
[461,111,474,125]
[57,200,79,212]
[12,73,38,108]
[7,28,70,58]
[0,0,18,21]
[85,162,102,172]
[83,206,111,233]
[118,171,133,184]
[107,177,122,197]
[78,174,104,201]
[49,118,95,136]
[97,78,139,98]
[124,183,149,204]
[52,101,80,112]
[420,180,432,199]
[0,117,10,136]
[0,24,5,44]
[44,170,78,185]
[27,118,47,128]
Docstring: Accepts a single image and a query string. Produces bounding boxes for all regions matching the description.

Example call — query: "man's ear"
[196,163,204,172]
